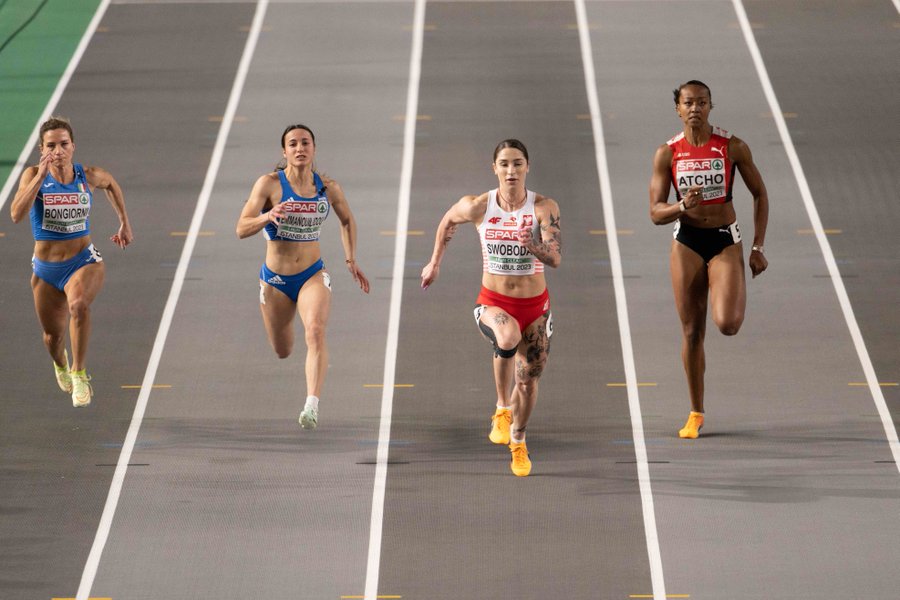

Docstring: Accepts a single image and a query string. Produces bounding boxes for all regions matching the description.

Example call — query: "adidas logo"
[267,275,285,285]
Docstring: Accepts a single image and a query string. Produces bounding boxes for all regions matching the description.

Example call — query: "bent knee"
[67,298,91,320]
[42,331,65,347]
[717,318,743,336]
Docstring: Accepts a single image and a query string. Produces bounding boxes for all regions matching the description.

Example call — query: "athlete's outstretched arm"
[730,136,769,278]
[87,166,133,248]
[421,194,485,289]
[327,178,370,294]
[520,197,561,268]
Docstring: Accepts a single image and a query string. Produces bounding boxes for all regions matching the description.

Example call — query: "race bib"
[275,198,328,241]
[675,158,727,203]
[41,192,90,234]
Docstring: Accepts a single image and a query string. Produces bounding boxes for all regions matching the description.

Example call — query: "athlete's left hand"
[516,223,534,248]
[348,261,370,293]
[111,221,134,249]
[749,248,767,278]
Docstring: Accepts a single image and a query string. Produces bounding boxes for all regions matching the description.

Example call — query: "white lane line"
[0,0,112,211]
[732,0,900,472]
[574,1,666,598]
[894,0,900,16]
[363,0,425,598]
[74,2,270,599]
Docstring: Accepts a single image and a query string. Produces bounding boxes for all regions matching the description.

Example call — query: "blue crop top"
[262,171,330,242]
[30,163,92,241]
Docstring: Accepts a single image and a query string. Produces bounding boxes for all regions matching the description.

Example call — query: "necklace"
[498,189,526,212]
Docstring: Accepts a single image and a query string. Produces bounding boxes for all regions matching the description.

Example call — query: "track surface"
[1,1,897,599]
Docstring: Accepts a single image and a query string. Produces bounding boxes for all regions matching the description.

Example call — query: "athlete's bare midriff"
[678,202,737,229]
[34,237,91,262]
[482,272,547,298]
[265,239,322,275]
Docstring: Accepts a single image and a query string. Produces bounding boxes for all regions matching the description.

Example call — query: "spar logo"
[677,159,713,171]
[317,201,328,213]
[485,229,518,241]
[43,193,86,206]
[284,200,319,213]
[712,159,724,170]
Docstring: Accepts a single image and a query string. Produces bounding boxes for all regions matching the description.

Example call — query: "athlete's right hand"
[420,261,439,290]
[36,150,53,178]
[267,203,285,223]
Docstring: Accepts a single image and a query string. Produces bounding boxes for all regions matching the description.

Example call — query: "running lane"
[378,2,653,598]
[742,0,900,431]
[585,1,900,598]
[86,2,412,598]
[0,3,253,599]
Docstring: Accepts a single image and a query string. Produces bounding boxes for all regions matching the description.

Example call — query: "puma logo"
[711,146,725,157]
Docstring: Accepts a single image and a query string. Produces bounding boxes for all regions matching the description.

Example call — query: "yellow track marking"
[364,384,414,388]
[341,596,402,599]
[54,597,112,600]
[590,229,634,235]
[393,114,431,121]
[171,231,215,236]
[121,384,171,389]
[797,228,841,234]
[404,23,436,31]
[380,230,424,236]
[630,595,690,599]
[240,25,273,32]
[608,382,657,387]
[849,382,898,387]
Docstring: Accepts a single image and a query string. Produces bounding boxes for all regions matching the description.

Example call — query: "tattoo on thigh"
[493,313,510,326]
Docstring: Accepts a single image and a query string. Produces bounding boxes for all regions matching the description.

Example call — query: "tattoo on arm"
[531,213,561,262]
[442,224,458,246]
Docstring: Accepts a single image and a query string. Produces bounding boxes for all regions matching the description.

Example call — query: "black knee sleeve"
[479,320,517,359]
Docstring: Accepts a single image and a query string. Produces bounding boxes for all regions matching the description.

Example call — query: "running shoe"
[54,350,72,393]
[508,441,531,477]
[71,371,92,408]
[678,411,704,439]
[299,405,318,430]
[489,407,512,445]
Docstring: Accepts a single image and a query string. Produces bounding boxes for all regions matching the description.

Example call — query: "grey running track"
[0,1,897,600]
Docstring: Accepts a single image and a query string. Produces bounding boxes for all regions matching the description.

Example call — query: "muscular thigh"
[64,262,105,304]
[260,281,297,330]
[708,244,746,318]
[518,311,552,378]
[32,275,68,333]
[670,240,709,323]
[477,305,520,348]
[296,270,332,328]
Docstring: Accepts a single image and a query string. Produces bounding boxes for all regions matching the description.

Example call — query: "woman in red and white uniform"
[421,139,561,476]
[649,80,769,439]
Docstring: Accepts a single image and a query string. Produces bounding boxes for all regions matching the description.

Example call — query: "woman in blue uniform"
[237,124,369,429]
[10,117,134,407]
[649,81,769,438]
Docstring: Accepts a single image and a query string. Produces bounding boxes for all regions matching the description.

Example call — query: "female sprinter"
[237,124,369,430]
[421,139,561,476]
[649,80,769,439]
[10,116,134,407]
